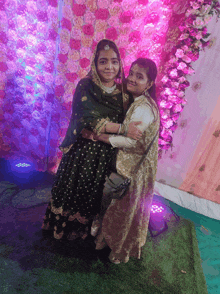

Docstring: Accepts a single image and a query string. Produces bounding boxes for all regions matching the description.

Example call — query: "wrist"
[117,124,122,135]
[119,123,128,136]
[93,133,99,141]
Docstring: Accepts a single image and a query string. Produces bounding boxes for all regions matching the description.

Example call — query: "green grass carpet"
[0,217,207,294]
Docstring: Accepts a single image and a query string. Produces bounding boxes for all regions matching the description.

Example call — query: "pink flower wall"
[0,0,59,171]
[0,0,217,174]
[49,0,185,173]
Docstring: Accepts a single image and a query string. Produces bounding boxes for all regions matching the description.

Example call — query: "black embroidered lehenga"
[42,40,130,240]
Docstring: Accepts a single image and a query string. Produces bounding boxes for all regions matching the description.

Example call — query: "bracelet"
[91,134,98,142]
[117,124,122,135]
[124,124,128,137]
[120,124,125,135]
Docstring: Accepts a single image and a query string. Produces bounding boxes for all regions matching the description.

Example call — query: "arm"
[108,104,154,148]
[99,121,143,140]
[81,104,154,147]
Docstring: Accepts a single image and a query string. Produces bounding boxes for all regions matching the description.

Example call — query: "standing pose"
[42,39,142,241]
[82,58,160,263]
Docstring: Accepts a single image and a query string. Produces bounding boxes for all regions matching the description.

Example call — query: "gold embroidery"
[50,199,63,214]
[95,96,160,263]
[81,96,87,102]
[59,144,73,154]
[54,230,64,239]
[93,118,110,135]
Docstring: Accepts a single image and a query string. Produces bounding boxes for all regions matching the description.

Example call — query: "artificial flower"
[95,20,107,32]
[119,11,134,23]
[95,8,109,20]
[62,18,72,31]
[106,27,118,40]
[128,30,141,43]
[84,10,96,24]
[81,34,93,47]
[97,0,110,9]
[66,60,79,72]
[72,4,86,16]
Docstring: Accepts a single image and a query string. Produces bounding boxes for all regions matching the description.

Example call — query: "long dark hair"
[130,58,160,122]
[94,39,121,79]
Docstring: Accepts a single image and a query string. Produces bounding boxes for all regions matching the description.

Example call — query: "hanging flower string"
[157,0,220,158]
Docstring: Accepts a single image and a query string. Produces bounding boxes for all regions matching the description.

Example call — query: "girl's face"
[96,48,120,86]
[127,64,153,98]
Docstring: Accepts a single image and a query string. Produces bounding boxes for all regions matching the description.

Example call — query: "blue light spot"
[15,163,31,168]
[10,160,35,173]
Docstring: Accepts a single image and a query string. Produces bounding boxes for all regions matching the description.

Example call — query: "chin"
[127,85,134,93]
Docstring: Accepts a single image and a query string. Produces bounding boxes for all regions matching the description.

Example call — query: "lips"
[127,82,136,86]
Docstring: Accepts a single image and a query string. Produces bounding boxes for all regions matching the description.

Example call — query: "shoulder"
[76,77,93,89]
[132,96,155,117]
[115,83,122,91]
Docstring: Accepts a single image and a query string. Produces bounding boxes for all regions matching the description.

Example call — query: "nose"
[105,61,113,70]
[128,76,136,84]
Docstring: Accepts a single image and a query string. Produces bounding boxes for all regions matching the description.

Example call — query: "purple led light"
[151,204,165,214]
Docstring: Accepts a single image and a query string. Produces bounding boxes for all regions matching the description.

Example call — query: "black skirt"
[42,135,115,240]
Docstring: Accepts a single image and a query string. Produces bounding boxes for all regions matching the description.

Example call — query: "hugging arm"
[82,104,154,148]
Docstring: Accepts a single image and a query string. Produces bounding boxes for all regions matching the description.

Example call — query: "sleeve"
[109,104,154,148]
[60,78,110,149]
[75,79,112,135]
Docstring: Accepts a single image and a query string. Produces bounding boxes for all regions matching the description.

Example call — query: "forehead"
[98,48,118,59]
[130,64,148,76]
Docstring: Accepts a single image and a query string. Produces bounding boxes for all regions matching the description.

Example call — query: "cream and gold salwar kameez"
[95,95,160,263]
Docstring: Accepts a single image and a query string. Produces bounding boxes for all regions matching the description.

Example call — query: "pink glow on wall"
[0,0,218,173]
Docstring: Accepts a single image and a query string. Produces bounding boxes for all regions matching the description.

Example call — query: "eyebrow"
[99,57,119,60]
[130,70,144,77]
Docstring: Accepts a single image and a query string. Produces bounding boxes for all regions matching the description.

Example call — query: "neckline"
[100,83,117,94]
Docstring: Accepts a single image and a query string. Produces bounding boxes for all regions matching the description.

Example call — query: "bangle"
[124,124,128,137]
[91,134,98,142]
[120,124,125,135]
[117,124,122,135]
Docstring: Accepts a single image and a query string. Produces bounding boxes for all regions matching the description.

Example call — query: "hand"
[81,128,97,141]
[127,121,143,140]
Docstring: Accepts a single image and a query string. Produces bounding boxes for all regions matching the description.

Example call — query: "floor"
[0,160,220,293]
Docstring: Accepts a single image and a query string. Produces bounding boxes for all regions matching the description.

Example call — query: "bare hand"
[127,121,143,140]
[81,128,96,140]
